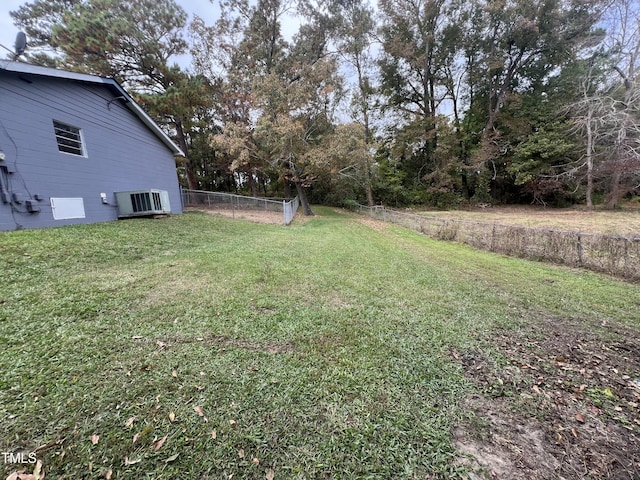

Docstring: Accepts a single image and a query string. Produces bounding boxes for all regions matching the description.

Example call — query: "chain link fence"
[182,189,299,225]
[355,205,640,281]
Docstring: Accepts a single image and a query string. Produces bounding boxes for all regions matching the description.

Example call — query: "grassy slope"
[1,209,638,479]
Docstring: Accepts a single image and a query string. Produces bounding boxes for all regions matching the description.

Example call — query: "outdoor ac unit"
[115,189,171,217]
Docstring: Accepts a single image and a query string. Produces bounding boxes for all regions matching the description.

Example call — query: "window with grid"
[53,120,85,156]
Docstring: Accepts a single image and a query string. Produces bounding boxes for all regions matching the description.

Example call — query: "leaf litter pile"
[453,315,640,479]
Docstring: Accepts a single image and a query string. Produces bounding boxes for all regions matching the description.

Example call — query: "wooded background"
[10,0,640,213]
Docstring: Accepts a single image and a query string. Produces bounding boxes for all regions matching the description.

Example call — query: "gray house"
[0,60,184,231]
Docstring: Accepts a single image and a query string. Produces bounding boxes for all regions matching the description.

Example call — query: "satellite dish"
[14,32,27,60]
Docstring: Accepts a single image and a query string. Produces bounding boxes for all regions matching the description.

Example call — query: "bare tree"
[601,0,640,207]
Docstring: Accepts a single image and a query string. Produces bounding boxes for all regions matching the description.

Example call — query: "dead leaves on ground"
[19,337,280,478]
[153,435,168,452]
[7,414,275,480]
[5,461,44,480]
[453,318,640,479]
[193,405,209,423]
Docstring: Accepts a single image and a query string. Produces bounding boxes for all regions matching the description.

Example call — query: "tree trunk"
[606,168,622,209]
[284,179,292,199]
[355,54,375,207]
[294,181,314,216]
[174,119,198,190]
[248,169,258,197]
[365,180,374,207]
[585,106,594,209]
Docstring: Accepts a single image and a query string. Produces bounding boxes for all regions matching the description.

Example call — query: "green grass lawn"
[1,209,638,479]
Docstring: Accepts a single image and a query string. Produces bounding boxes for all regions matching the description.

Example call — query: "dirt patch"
[338,208,389,232]
[354,216,389,232]
[453,317,640,479]
[187,207,287,225]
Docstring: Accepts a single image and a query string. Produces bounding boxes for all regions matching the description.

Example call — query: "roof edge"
[0,60,185,157]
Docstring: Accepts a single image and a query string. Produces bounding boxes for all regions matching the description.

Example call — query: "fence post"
[490,224,496,252]
[283,200,287,225]
[577,233,583,266]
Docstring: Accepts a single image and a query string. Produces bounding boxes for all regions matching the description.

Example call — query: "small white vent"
[115,190,171,217]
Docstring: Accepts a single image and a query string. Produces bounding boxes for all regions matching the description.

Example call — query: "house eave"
[0,60,185,157]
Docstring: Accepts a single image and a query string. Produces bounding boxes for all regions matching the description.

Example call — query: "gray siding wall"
[0,71,182,231]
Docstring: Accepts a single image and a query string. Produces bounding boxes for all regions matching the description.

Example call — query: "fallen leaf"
[265,468,275,480]
[124,457,141,466]
[211,430,217,440]
[105,468,113,479]
[13,474,36,480]
[238,449,245,459]
[172,370,178,378]
[194,406,204,417]
[229,419,237,428]
[532,385,541,394]
[575,413,586,423]
[452,351,459,360]
[165,453,179,463]
[132,433,140,444]
[91,434,100,445]
[571,428,579,438]
[253,457,260,465]
[125,417,136,428]
[156,340,166,348]
[154,435,168,451]
[33,460,43,480]
[169,412,176,422]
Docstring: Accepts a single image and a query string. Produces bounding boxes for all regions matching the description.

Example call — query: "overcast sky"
[0,0,224,65]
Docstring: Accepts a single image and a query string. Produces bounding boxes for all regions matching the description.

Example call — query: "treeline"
[11,0,640,212]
